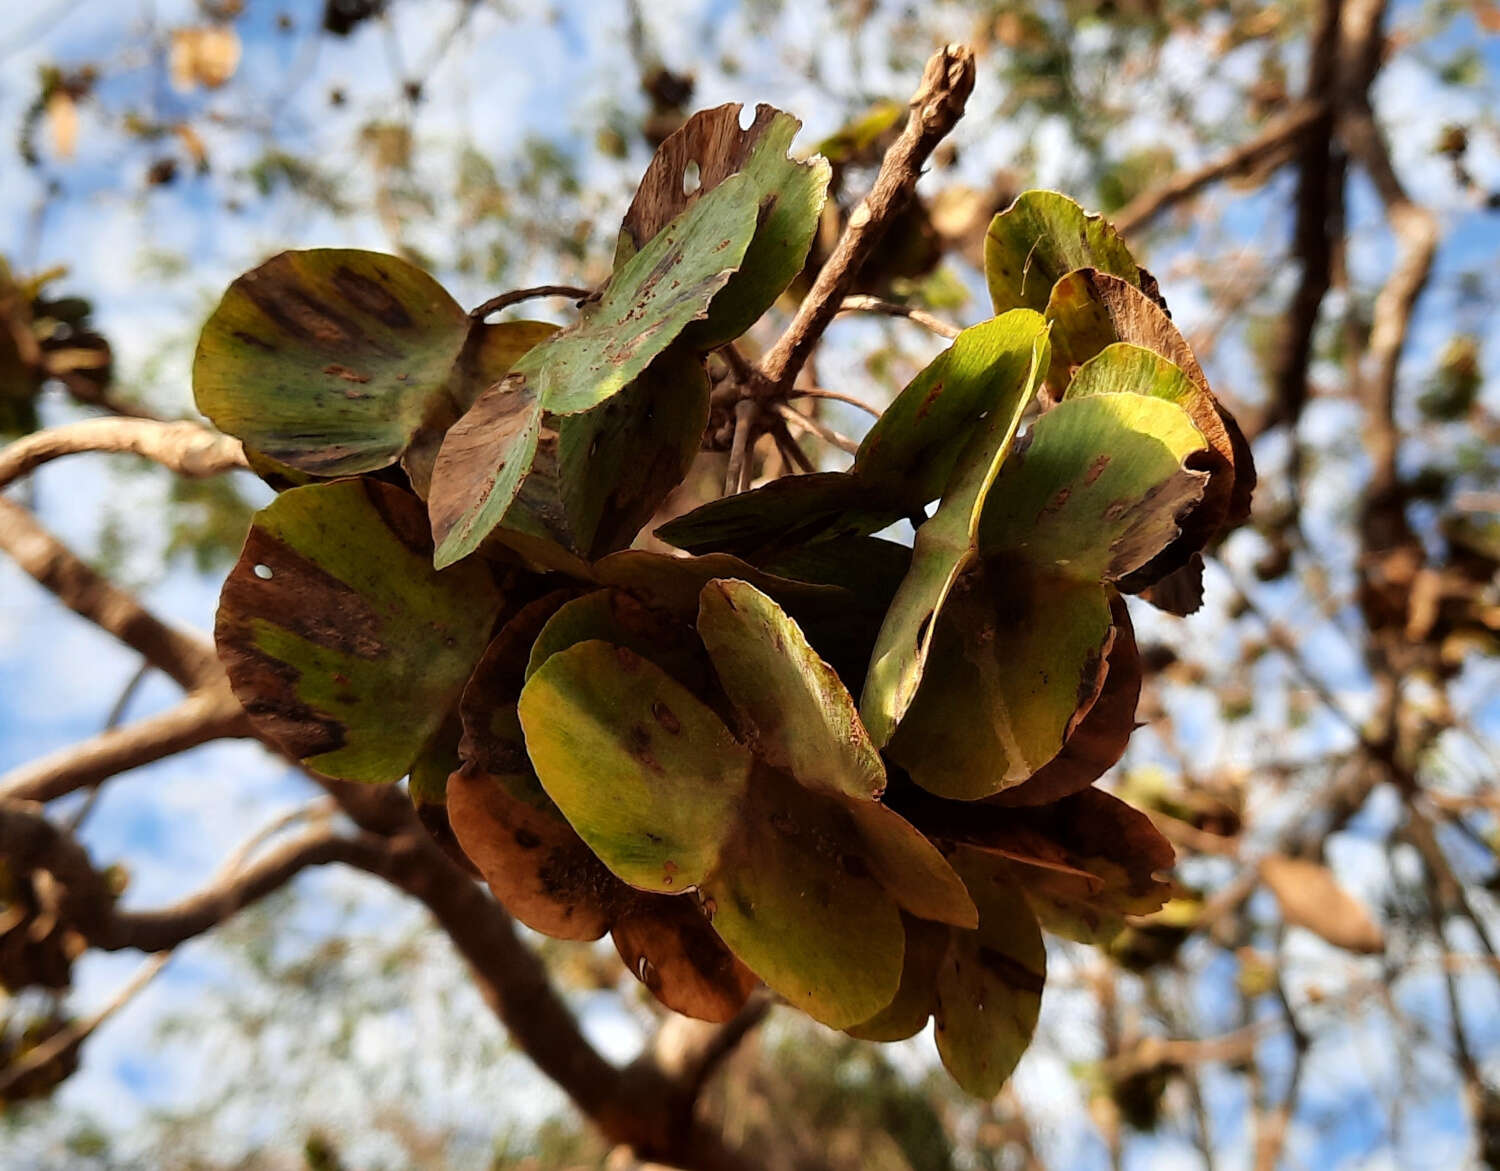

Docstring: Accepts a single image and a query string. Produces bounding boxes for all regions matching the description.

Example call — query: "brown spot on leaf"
[513,827,542,850]
[976,946,1045,995]
[322,363,371,383]
[914,381,944,422]
[333,264,415,329]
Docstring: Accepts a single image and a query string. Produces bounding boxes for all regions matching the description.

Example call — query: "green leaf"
[886,565,1114,799]
[848,801,978,928]
[1062,341,1235,587]
[655,472,891,560]
[527,172,759,415]
[512,347,711,559]
[517,627,920,1027]
[526,587,714,695]
[194,249,469,476]
[934,849,1045,1098]
[1047,269,1253,528]
[697,580,975,928]
[989,593,1141,807]
[518,641,753,893]
[879,393,1204,800]
[591,548,848,618]
[431,345,711,568]
[844,856,1048,1097]
[617,104,830,346]
[702,768,905,1029]
[403,319,557,498]
[845,915,949,1042]
[860,318,1051,748]
[697,578,885,801]
[985,191,1142,315]
[857,312,1055,504]
[657,311,1051,558]
[215,478,501,782]
[977,392,1209,583]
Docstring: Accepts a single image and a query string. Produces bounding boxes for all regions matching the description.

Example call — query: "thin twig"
[836,294,961,339]
[470,284,593,320]
[772,402,858,455]
[0,495,220,691]
[0,418,246,491]
[215,798,338,882]
[0,951,170,1097]
[788,386,883,418]
[758,44,976,395]
[723,398,758,495]
[770,421,816,475]
[0,682,252,803]
[63,660,154,833]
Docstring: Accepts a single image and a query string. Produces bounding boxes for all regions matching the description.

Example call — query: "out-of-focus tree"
[2,2,1500,1169]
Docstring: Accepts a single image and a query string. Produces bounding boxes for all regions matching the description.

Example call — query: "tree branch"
[1113,101,1328,235]
[0,418,246,491]
[836,294,961,339]
[0,495,219,691]
[757,44,975,394]
[101,826,386,952]
[0,683,251,804]
[788,386,882,418]
[772,401,859,455]
[1264,0,1343,436]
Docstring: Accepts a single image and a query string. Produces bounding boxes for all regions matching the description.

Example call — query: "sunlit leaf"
[658,312,1051,558]
[525,172,759,415]
[518,641,753,892]
[702,768,905,1029]
[1047,269,1254,526]
[860,314,1051,748]
[618,104,830,345]
[886,565,1114,799]
[985,190,1143,315]
[977,392,1209,583]
[845,915,949,1042]
[697,578,885,801]
[989,594,1141,806]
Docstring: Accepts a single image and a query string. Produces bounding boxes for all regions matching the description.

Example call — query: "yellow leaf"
[169,26,241,92]
[1260,855,1384,954]
[45,92,77,160]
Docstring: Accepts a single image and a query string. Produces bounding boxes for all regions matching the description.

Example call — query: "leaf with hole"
[618,103,830,346]
[215,478,501,783]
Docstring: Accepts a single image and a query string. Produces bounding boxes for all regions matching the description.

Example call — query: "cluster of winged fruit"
[196,103,1252,1097]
